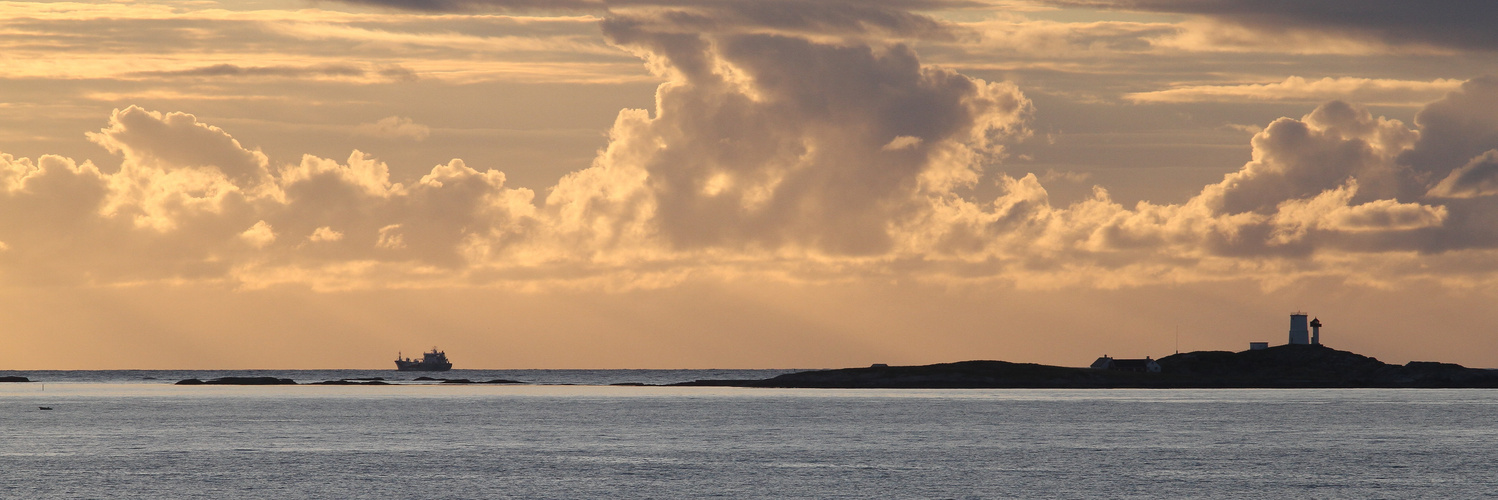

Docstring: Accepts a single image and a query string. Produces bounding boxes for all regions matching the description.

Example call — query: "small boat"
[38,407,52,410]
[395,347,453,371]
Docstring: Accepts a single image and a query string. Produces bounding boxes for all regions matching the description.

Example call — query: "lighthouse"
[1310,317,1322,345]
[1288,312,1310,345]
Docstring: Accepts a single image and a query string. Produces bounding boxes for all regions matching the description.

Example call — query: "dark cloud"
[1427,150,1498,199]
[330,0,974,39]
[326,0,603,11]
[1051,0,1498,51]
[1400,77,1498,182]
[332,0,969,12]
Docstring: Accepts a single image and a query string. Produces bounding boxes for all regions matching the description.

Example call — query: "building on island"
[1256,312,1324,350]
[1090,355,1161,373]
[1288,312,1323,346]
[1289,312,1310,344]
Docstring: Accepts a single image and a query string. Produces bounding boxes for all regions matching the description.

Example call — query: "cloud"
[1269,182,1445,245]
[0,5,642,85]
[1039,169,1091,184]
[1428,150,1498,199]
[0,105,541,287]
[241,220,277,248]
[1048,0,1498,52]
[309,226,345,242]
[1398,77,1498,183]
[1127,76,1464,106]
[5,2,1498,293]
[882,136,924,151]
[549,19,1031,256]
[331,0,971,39]
[87,106,272,190]
[333,0,604,12]
[962,15,1176,56]
[1198,100,1421,215]
[128,64,420,83]
[354,116,433,141]
[134,64,364,78]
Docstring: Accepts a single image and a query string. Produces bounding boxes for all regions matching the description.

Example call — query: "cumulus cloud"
[0,105,541,287]
[5,2,1498,292]
[548,17,1031,256]
[1199,100,1421,214]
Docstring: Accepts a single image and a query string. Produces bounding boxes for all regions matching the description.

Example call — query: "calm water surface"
[2,372,1496,498]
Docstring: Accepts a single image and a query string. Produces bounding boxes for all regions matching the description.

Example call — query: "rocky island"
[671,344,1498,389]
[176,376,297,385]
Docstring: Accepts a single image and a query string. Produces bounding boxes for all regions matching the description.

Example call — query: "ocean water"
[3,372,1497,499]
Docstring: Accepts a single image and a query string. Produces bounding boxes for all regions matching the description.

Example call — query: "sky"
[3,0,1498,369]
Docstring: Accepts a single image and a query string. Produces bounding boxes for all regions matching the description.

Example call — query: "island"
[175,376,297,385]
[669,344,1498,389]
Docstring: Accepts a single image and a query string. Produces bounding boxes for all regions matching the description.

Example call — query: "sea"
[3,369,1497,499]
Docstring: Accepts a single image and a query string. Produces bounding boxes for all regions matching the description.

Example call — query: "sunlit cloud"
[0,4,643,84]
[1127,76,1465,106]
[1,0,1498,296]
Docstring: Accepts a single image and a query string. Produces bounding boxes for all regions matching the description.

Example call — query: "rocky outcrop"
[311,379,391,385]
[413,377,522,384]
[175,377,297,385]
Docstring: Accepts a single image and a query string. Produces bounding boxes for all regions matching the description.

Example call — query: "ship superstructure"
[395,348,453,371]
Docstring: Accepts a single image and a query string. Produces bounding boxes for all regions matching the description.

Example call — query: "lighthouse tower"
[1289,312,1310,345]
[1310,317,1322,345]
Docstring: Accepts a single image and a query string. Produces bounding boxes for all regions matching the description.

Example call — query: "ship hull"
[395,361,452,371]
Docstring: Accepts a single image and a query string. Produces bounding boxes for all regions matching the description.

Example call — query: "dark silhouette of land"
[17,344,1491,388]
[172,376,525,385]
[311,379,392,385]
[176,376,297,385]
[670,345,1498,388]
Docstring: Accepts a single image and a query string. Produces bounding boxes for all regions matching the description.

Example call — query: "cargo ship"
[395,348,453,371]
